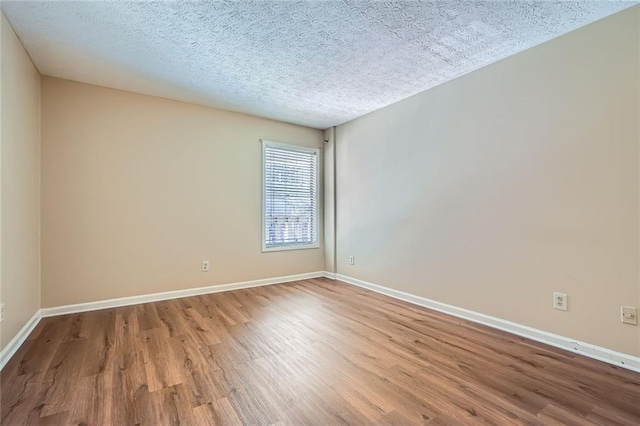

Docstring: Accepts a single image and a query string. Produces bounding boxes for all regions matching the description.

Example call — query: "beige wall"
[1,13,41,349]
[1,11,3,350]
[41,78,324,307]
[336,7,640,356]
[637,6,640,354]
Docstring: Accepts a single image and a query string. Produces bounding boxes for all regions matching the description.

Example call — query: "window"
[262,140,319,251]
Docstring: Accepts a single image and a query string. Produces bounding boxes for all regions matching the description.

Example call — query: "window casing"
[262,140,319,252]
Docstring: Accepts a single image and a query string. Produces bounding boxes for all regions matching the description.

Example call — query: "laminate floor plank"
[2,278,640,425]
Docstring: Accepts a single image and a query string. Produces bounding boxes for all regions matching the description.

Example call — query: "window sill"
[262,244,320,253]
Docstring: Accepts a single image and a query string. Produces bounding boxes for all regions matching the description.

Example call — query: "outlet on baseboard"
[553,292,567,311]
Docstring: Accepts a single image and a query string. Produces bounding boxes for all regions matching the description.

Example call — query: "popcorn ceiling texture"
[2,1,636,129]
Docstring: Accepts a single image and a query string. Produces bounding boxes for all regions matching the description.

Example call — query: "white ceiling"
[2,1,637,129]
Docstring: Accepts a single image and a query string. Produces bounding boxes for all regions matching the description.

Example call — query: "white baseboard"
[41,271,327,317]
[335,273,640,374]
[323,271,337,280]
[0,309,43,371]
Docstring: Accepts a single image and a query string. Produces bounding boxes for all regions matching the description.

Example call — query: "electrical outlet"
[349,255,355,265]
[0,303,4,323]
[201,261,210,272]
[553,292,567,311]
[621,306,637,325]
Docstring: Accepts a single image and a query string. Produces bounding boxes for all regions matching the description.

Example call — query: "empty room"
[1,0,640,424]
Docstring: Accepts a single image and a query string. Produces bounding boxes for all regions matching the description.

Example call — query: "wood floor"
[2,278,640,425]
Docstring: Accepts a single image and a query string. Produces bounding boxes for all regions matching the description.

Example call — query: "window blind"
[263,141,318,250]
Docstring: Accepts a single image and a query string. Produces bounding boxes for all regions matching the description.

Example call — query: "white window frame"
[261,139,320,252]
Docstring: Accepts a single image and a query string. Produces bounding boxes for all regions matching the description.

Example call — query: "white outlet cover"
[621,306,638,325]
[553,292,567,311]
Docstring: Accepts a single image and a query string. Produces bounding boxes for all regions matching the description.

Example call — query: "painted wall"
[336,7,640,356]
[1,13,41,349]
[41,78,324,307]
[1,11,3,351]
[637,5,640,356]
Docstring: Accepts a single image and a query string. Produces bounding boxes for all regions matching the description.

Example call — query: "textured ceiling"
[2,1,637,129]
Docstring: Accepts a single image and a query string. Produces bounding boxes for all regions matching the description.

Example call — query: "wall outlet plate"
[621,306,637,325]
[0,303,4,323]
[201,261,210,272]
[553,292,567,311]
[349,255,354,265]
